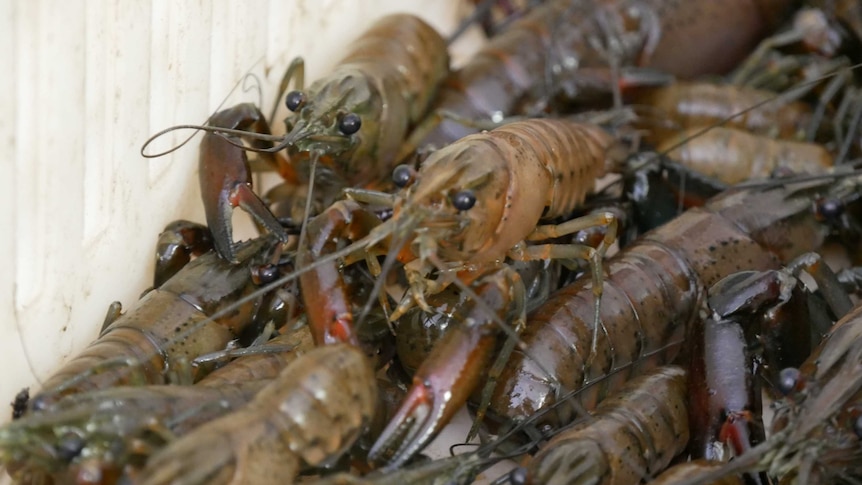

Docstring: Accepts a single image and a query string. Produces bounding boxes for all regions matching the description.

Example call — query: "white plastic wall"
[1,0,483,430]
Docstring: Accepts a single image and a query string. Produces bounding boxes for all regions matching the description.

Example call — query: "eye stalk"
[55,432,85,462]
[392,164,415,188]
[252,263,279,285]
[777,367,800,395]
[816,197,844,220]
[285,91,306,112]
[509,466,528,485]
[339,113,362,135]
[451,190,477,211]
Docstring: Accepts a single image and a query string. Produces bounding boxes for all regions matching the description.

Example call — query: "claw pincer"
[369,275,515,468]
[199,104,288,262]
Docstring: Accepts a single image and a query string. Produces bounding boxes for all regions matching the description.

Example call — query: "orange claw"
[199,104,289,263]
[369,276,512,469]
[719,410,757,457]
[299,199,383,346]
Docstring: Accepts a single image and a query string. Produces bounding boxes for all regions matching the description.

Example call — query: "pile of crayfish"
[5,0,862,484]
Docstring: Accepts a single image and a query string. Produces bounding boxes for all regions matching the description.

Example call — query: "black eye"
[255,264,279,285]
[392,164,415,188]
[509,466,528,485]
[818,197,845,220]
[30,395,48,412]
[778,367,800,395]
[854,415,862,439]
[55,432,85,462]
[285,91,306,112]
[339,113,362,135]
[451,190,476,211]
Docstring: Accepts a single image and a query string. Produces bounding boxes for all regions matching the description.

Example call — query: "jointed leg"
[516,211,618,363]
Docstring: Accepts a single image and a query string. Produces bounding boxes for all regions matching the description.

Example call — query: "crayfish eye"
[338,113,362,135]
[451,190,477,211]
[777,367,801,395]
[55,432,85,462]
[509,466,528,485]
[392,164,415,188]
[254,264,279,285]
[817,197,845,220]
[285,91,306,112]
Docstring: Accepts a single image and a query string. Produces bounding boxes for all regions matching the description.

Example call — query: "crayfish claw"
[368,378,443,470]
[206,187,239,263]
[371,300,500,468]
[199,104,288,263]
[233,183,289,243]
[208,182,289,264]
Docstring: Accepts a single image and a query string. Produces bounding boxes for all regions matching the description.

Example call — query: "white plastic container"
[1,0,484,428]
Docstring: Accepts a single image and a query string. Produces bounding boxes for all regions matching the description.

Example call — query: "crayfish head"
[0,400,149,481]
[398,140,511,263]
[281,69,380,180]
[0,423,88,475]
[391,188,471,265]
